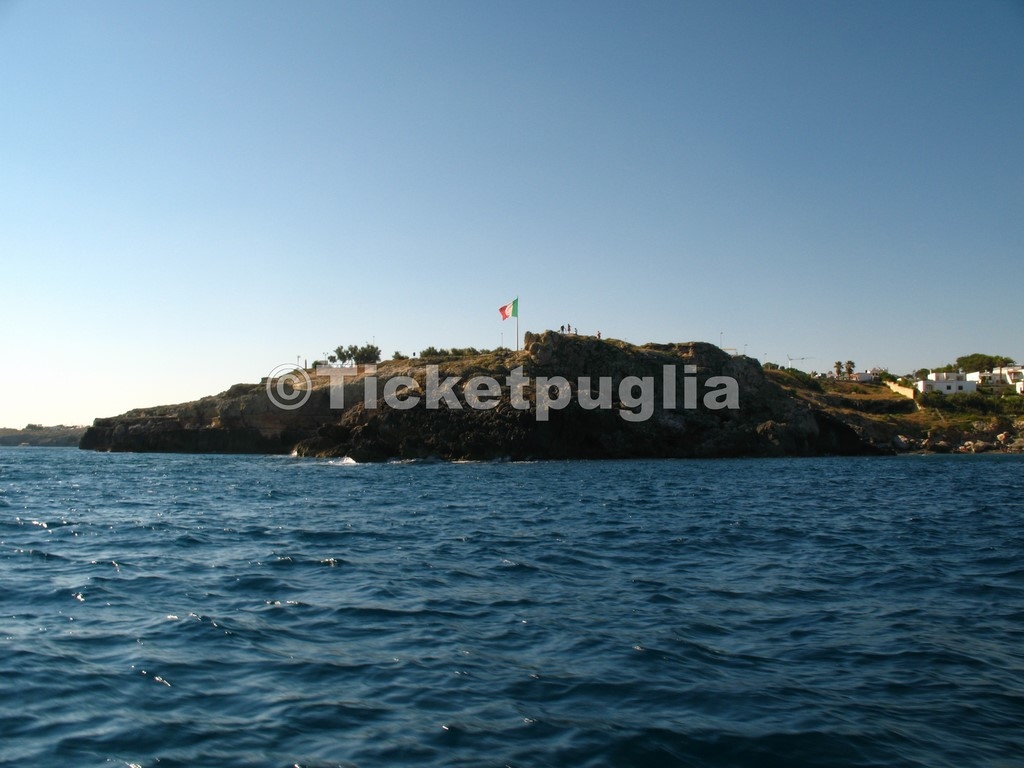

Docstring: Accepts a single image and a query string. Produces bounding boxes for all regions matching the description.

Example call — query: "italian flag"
[498,298,518,320]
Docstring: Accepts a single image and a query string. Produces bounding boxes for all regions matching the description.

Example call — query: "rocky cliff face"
[78,382,332,454]
[79,334,891,460]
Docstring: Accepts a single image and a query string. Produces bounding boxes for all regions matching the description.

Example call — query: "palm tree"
[845,360,855,378]
[834,361,843,378]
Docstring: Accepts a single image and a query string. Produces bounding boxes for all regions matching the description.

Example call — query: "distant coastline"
[0,425,86,447]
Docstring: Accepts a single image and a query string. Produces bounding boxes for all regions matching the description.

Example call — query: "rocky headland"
[79,333,1024,460]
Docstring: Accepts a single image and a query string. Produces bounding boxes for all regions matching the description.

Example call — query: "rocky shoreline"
[893,431,1024,455]
[79,333,1024,461]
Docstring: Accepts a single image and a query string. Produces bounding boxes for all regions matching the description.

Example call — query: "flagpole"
[516,297,520,350]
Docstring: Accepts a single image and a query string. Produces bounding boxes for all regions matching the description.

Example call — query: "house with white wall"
[966,366,1023,393]
[916,371,978,395]
[966,370,993,386]
[994,366,1023,389]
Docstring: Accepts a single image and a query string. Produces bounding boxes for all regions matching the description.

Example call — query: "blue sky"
[2,0,1022,427]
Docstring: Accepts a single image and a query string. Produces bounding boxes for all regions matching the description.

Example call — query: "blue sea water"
[1,448,1023,768]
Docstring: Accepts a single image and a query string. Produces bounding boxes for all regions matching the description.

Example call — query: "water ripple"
[1,450,1023,766]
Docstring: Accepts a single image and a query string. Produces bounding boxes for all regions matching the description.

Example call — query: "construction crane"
[786,355,813,370]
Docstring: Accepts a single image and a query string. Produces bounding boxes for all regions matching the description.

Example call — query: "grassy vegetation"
[764,367,824,393]
[418,346,511,360]
[918,391,1024,416]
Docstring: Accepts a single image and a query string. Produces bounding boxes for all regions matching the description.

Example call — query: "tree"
[349,343,381,365]
[332,343,381,365]
[834,361,843,378]
[915,368,930,380]
[955,353,1016,373]
[845,360,855,377]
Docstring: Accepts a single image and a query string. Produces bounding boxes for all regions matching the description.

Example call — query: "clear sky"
[2,0,1022,427]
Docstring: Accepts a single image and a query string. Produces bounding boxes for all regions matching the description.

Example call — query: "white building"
[994,366,1023,389]
[916,371,978,395]
[966,366,1023,392]
[966,370,992,386]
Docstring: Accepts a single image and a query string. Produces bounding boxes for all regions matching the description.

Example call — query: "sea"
[1,448,1022,768]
